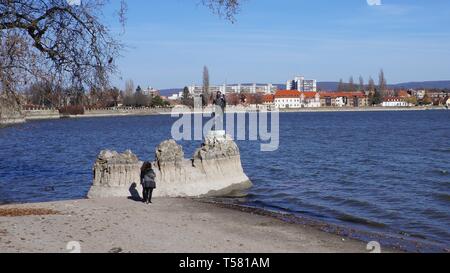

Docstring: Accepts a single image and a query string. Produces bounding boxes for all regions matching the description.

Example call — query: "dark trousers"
[143,187,153,202]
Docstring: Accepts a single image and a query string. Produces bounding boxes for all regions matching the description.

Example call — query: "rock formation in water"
[87,150,143,199]
[87,133,252,199]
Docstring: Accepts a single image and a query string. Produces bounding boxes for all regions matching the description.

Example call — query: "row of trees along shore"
[122,80,170,108]
[0,0,241,117]
[335,70,449,106]
[22,80,170,112]
[337,69,397,106]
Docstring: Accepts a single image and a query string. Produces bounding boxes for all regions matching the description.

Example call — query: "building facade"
[300,92,321,107]
[382,97,412,107]
[319,92,368,107]
[286,76,317,92]
[143,87,160,97]
[274,90,302,108]
[188,84,277,95]
[274,90,368,109]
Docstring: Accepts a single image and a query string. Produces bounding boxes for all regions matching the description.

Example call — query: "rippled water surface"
[0,111,449,249]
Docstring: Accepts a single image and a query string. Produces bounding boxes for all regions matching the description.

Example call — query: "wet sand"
[0,197,378,253]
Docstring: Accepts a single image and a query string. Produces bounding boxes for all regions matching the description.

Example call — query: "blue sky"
[105,0,450,89]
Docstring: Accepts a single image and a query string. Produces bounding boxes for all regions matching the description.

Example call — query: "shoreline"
[8,106,447,123]
[202,199,448,253]
[0,197,392,253]
[1,106,447,126]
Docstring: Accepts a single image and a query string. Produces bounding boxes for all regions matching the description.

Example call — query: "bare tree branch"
[1,0,242,106]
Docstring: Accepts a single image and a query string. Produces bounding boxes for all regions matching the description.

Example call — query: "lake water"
[1,111,449,251]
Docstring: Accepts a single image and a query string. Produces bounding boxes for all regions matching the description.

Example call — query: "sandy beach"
[0,197,377,253]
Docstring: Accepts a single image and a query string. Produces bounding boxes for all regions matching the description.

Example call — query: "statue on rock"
[212,91,226,132]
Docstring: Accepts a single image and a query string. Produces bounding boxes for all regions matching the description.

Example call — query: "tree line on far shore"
[335,69,387,106]
[22,79,170,114]
[334,69,439,106]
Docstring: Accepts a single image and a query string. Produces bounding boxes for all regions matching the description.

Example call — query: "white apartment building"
[142,86,160,97]
[382,98,412,107]
[188,83,277,95]
[335,97,346,107]
[274,90,302,109]
[409,89,426,100]
[300,92,321,108]
[302,79,317,92]
[286,76,317,92]
[168,91,184,101]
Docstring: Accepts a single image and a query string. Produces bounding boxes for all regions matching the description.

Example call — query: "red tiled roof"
[275,90,366,99]
[263,94,275,103]
[397,90,410,98]
[275,90,301,98]
[319,92,366,98]
[383,97,407,102]
[301,92,319,98]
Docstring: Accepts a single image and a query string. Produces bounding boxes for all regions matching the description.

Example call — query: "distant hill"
[317,82,339,91]
[389,81,450,90]
[158,81,450,95]
[317,81,450,91]
[159,88,182,97]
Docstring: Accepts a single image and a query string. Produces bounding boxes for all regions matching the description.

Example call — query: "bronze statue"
[212,91,226,131]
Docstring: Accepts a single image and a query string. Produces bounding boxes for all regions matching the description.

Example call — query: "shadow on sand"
[128,183,142,202]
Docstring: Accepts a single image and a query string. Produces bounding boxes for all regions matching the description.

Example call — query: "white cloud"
[367,0,382,6]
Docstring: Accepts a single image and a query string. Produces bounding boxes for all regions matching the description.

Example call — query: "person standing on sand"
[141,164,156,204]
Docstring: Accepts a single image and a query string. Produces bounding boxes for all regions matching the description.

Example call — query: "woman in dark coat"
[141,163,156,204]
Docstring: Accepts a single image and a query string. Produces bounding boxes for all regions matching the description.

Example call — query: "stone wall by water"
[87,133,252,199]
[22,109,60,120]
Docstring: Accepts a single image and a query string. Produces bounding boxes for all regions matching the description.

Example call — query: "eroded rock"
[88,150,143,199]
[155,140,184,168]
[87,134,252,199]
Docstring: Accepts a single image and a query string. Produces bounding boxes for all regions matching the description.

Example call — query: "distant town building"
[426,90,448,99]
[274,90,366,108]
[300,92,321,108]
[263,94,275,106]
[143,87,160,97]
[188,83,277,95]
[409,89,426,100]
[382,97,413,107]
[286,76,317,92]
[168,92,183,101]
[445,97,450,107]
[319,92,368,107]
[188,85,204,94]
[274,90,302,109]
